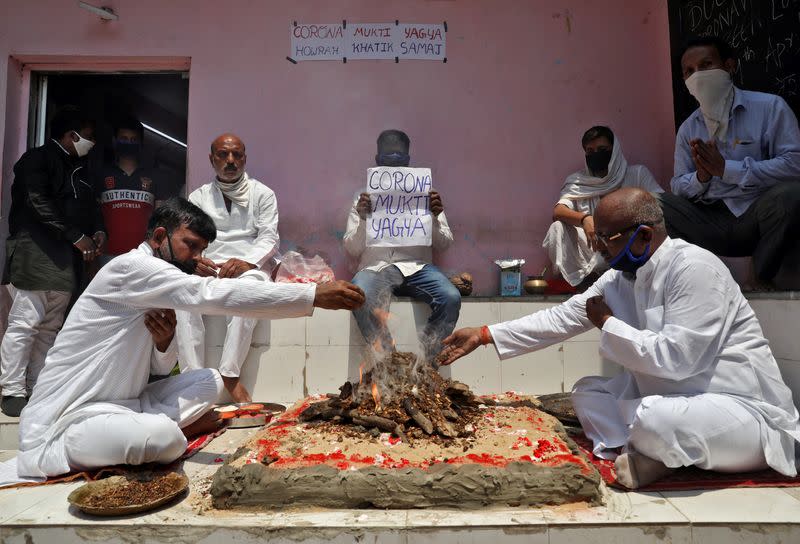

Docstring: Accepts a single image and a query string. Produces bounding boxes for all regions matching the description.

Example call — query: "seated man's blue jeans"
[351,264,461,361]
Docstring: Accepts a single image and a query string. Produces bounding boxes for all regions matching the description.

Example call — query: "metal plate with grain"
[67,472,188,516]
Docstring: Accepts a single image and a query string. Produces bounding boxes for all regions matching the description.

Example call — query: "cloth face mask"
[685,68,734,141]
[115,141,142,158]
[585,149,612,174]
[376,152,410,167]
[156,234,198,275]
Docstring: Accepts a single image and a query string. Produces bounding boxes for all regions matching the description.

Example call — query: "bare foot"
[222,376,252,403]
[614,451,675,489]
[182,409,225,439]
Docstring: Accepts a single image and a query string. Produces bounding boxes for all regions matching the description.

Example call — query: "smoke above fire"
[356,297,443,406]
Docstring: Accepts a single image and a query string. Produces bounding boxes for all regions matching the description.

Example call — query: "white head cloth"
[214,172,252,208]
[559,136,628,201]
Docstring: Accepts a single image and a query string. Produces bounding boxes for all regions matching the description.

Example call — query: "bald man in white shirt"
[176,133,281,403]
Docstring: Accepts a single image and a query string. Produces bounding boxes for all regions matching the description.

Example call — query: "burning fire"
[359,362,364,384]
[373,307,391,327]
[371,383,381,410]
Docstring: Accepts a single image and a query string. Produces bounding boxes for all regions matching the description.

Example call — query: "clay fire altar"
[211,352,602,509]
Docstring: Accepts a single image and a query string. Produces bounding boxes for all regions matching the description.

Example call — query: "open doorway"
[29,72,189,198]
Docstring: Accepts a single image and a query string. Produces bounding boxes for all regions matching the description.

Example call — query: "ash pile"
[300,351,483,444]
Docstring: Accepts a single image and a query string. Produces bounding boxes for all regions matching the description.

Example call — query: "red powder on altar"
[511,436,533,450]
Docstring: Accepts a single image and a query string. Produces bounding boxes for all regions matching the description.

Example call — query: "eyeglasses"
[596,222,654,246]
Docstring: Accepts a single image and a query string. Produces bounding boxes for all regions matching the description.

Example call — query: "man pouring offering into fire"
[437,188,800,489]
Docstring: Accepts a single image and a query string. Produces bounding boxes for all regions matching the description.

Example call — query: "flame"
[371,382,381,409]
[372,338,384,353]
[372,307,391,327]
[359,363,364,384]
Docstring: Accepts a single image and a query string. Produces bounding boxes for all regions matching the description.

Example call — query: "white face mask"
[71,131,95,157]
[684,69,734,141]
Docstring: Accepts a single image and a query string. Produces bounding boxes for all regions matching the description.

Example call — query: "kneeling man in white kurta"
[439,188,800,489]
[0,198,364,485]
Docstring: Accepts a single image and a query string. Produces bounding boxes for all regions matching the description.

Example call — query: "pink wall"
[0,0,675,295]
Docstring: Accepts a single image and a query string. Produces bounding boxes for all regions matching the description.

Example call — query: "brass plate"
[67,472,188,516]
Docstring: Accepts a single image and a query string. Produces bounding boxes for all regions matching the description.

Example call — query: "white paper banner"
[396,24,446,59]
[290,22,446,62]
[347,23,397,59]
[366,167,433,248]
[290,23,344,61]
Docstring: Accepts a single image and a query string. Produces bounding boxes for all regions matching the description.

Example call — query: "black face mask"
[156,234,197,275]
[115,141,142,159]
[376,151,410,167]
[586,149,612,175]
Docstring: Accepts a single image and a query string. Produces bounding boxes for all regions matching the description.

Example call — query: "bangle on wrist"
[479,325,492,346]
[580,214,591,226]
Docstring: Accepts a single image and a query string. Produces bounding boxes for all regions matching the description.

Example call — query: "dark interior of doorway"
[45,72,189,198]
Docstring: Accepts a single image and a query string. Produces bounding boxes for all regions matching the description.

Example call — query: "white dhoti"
[542,221,606,287]
[64,368,222,470]
[573,374,769,473]
[1,368,222,487]
[176,312,258,377]
[0,287,70,397]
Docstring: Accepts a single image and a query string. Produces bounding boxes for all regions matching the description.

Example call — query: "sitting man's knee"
[764,182,800,209]
[629,397,684,449]
[572,375,611,394]
[191,368,224,398]
[147,418,188,462]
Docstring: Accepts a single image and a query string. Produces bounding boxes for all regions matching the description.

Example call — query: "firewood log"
[402,398,434,434]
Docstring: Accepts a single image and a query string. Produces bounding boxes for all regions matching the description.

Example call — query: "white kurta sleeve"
[244,189,280,268]
[599,261,729,380]
[343,198,366,258]
[489,279,603,359]
[150,335,178,375]
[116,255,316,319]
[432,211,454,250]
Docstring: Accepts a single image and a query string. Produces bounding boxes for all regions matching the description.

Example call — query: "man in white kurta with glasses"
[0,198,364,486]
[439,188,799,489]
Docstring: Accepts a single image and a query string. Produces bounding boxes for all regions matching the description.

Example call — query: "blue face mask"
[376,151,410,167]
[607,225,651,274]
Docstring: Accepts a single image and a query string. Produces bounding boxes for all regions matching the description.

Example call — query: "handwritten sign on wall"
[290,22,446,62]
[366,167,433,248]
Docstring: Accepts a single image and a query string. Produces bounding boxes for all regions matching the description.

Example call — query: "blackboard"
[668,0,800,129]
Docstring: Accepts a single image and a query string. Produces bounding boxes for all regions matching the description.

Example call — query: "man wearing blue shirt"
[659,36,800,286]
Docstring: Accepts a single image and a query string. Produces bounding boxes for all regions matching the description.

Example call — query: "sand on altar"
[210,395,603,510]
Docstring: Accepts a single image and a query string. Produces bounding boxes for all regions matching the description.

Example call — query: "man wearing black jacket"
[0,107,106,417]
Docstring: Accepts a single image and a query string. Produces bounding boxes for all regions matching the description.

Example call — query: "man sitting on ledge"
[439,188,799,489]
[1,198,364,485]
[659,36,800,289]
[343,129,460,362]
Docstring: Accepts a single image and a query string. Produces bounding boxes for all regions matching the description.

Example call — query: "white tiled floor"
[4,299,800,541]
[0,412,19,450]
[2,425,799,543]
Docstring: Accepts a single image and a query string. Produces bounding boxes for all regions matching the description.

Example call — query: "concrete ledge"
[199,297,800,407]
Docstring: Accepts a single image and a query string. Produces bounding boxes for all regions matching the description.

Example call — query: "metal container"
[216,402,286,429]
[523,276,548,295]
